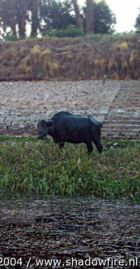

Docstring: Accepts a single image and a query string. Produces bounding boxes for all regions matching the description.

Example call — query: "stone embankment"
[103,81,140,138]
[0,80,139,139]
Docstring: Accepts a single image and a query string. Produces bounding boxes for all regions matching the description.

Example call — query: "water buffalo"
[37,111,103,153]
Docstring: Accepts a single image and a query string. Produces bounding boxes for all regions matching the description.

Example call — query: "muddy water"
[0,197,140,268]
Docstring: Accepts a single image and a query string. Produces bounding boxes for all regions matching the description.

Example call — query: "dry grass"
[0,34,140,81]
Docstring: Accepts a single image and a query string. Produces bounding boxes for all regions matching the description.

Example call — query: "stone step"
[102,132,140,138]
[105,112,140,116]
[103,125,140,129]
[102,129,140,134]
[102,130,140,134]
[103,121,140,126]
[102,134,140,138]
[102,134,140,139]
[105,115,140,118]
[104,116,140,121]
[104,123,140,127]
[102,130,140,135]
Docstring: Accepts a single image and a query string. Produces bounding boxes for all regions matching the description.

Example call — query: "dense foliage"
[40,0,76,34]
[135,12,140,32]
[0,0,116,40]
[93,1,116,34]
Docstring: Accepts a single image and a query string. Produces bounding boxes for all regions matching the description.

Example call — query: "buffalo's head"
[37,120,53,139]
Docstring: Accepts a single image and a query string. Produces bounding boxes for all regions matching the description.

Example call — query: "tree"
[86,0,94,33]
[94,0,116,33]
[28,0,39,37]
[0,0,17,37]
[72,0,84,32]
[0,0,116,39]
[0,0,29,39]
[84,0,116,34]
[135,11,140,32]
[39,0,76,34]
[16,0,28,39]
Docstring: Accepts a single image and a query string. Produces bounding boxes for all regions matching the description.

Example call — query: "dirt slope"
[0,35,140,81]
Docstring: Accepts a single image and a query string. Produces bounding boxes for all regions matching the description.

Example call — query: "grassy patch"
[0,136,140,201]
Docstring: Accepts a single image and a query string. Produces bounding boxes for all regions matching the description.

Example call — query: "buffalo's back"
[51,112,100,143]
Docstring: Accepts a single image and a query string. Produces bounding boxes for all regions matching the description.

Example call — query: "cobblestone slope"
[102,81,140,138]
[0,80,139,138]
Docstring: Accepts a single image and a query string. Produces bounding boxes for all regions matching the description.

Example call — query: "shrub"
[48,26,84,38]
[4,32,18,42]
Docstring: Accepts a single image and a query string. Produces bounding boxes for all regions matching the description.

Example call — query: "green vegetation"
[0,0,139,41]
[135,12,140,32]
[47,26,84,38]
[0,0,116,40]
[0,136,139,202]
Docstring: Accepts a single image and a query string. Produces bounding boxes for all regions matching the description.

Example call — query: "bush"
[4,32,18,42]
[48,26,84,38]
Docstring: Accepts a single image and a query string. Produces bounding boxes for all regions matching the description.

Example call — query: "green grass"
[87,32,140,42]
[0,136,140,202]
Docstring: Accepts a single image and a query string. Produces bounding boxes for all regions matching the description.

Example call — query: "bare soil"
[0,197,140,268]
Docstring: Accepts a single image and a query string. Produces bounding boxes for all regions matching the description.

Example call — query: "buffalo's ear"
[37,120,47,129]
[46,120,53,127]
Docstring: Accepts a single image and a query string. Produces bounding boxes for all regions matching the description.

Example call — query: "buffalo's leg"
[93,138,103,153]
[58,142,64,149]
[85,141,93,153]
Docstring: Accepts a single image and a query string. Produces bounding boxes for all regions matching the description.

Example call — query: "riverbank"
[0,35,140,81]
[0,80,140,139]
